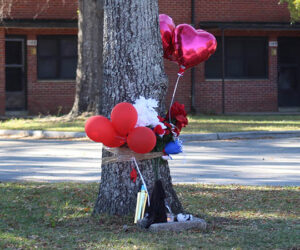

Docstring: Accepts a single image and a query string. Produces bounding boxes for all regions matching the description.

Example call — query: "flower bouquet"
[85,97,188,160]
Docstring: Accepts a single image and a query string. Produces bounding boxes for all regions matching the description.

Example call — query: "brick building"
[0,0,299,115]
[0,0,77,115]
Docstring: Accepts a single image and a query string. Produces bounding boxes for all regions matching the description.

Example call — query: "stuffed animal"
[177,213,193,222]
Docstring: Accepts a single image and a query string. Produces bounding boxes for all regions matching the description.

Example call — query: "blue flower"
[164,140,183,155]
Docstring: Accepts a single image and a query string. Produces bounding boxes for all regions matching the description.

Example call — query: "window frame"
[205,36,269,80]
[37,35,77,80]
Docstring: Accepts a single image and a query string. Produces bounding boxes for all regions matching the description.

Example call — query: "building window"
[37,36,77,80]
[205,37,268,79]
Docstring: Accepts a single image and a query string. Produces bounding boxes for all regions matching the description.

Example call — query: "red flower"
[130,168,137,183]
[154,125,165,135]
[164,122,172,129]
[167,102,187,120]
[176,115,188,130]
[158,116,165,122]
[176,122,183,131]
[172,127,180,136]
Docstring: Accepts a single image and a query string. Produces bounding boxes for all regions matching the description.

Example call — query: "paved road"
[0,138,299,185]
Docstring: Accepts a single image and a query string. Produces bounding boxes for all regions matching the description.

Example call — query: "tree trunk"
[0,0,13,20]
[94,0,183,215]
[68,0,103,117]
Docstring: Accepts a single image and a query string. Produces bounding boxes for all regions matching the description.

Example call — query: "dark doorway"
[5,37,27,111]
[278,37,300,107]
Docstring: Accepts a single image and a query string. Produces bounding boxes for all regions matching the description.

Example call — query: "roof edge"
[0,19,77,28]
[198,21,300,30]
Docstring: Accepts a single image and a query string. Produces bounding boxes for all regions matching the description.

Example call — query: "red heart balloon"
[173,24,217,74]
[159,14,176,61]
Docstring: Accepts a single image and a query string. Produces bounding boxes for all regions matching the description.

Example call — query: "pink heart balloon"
[173,24,217,74]
[159,14,176,61]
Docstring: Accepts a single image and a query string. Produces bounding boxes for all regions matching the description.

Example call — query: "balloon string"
[169,74,182,123]
[132,157,150,206]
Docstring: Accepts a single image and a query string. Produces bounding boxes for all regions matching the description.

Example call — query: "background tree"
[0,0,13,19]
[68,0,103,117]
[93,0,183,215]
[0,0,103,117]
[280,0,300,21]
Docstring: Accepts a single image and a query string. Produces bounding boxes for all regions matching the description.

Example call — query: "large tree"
[93,0,183,215]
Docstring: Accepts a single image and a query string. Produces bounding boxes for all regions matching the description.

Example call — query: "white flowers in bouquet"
[133,96,166,129]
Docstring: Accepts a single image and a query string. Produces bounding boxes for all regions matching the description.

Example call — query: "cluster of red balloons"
[159,14,217,75]
[85,103,157,154]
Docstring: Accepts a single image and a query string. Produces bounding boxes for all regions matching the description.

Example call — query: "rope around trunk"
[102,146,164,164]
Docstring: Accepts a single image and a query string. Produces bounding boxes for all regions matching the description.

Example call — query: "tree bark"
[94,0,183,215]
[68,0,103,117]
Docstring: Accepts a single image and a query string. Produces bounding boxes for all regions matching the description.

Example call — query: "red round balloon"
[159,14,176,61]
[85,115,125,147]
[127,127,157,154]
[173,24,217,74]
[111,102,138,137]
[105,134,126,148]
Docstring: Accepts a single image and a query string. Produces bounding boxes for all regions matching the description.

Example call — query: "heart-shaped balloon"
[159,14,176,61]
[173,24,217,74]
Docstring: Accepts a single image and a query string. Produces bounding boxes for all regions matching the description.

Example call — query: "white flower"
[162,155,172,161]
[133,96,166,128]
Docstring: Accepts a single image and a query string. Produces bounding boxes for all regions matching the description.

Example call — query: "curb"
[178,130,300,142]
[1,129,300,141]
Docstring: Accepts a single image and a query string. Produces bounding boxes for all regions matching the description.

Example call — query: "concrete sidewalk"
[0,137,299,185]
[1,129,300,141]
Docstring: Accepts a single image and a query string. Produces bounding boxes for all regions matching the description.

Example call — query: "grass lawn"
[1,114,300,134]
[0,116,86,133]
[0,182,299,249]
[188,115,300,133]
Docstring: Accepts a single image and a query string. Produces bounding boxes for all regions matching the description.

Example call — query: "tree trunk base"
[93,154,183,215]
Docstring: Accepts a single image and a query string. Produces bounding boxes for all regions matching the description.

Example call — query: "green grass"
[0,182,299,249]
[1,115,300,133]
[0,116,86,132]
[188,115,300,133]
